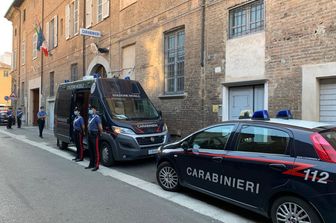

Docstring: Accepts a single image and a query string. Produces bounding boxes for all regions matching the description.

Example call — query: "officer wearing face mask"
[72,107,85,162]
[85,105,103,171]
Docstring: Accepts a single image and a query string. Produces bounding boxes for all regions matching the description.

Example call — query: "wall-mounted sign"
[80,28,101,38]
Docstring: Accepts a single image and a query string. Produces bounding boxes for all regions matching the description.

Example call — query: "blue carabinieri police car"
[156,110,336,223]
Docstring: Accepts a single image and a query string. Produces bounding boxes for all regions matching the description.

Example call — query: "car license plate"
[148,148,158,155]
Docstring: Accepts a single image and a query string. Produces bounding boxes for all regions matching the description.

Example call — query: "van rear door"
[55,87,73,143]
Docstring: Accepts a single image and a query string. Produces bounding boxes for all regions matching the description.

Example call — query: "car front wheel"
[271,196,321,223]
[156,161,180,192]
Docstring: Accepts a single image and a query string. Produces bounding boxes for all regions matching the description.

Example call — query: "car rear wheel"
[156,161,180,192]
[100,141,115,167]
[271,196,321,223]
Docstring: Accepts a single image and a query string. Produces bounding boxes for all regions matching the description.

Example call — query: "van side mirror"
[157,110,162,117]
[181,141,189,151]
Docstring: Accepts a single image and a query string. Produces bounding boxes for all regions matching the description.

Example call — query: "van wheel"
[59,141,68,150]
[156,161,180,192]
[100,141,115,167]
[271,196,321,223]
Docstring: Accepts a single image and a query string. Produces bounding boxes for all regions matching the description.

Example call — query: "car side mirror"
[181,141,189,151]
[157,110,162,117]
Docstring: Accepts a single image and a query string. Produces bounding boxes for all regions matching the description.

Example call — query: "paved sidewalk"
[1,125,59,149]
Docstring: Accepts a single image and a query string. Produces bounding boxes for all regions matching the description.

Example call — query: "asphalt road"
[0,132,223,223]
[0,127,268,223]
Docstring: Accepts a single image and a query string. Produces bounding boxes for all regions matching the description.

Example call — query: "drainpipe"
[14,6,21,110]
[200,0,205,67]
[41,0,44,99]
[200,0,206,127]
[83,0,86,77]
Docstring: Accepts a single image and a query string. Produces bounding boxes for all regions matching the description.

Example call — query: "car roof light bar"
[276,110,293,119]
[239,110,252,119]
[252,110,270,120]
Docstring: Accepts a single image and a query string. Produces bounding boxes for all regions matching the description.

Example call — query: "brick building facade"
[5,0,336,136]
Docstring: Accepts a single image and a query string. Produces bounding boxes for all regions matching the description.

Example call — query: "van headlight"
[163,123,168,132]
[112,126,136,135]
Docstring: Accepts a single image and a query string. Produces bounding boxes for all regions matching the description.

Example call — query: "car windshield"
[106,97,159,120]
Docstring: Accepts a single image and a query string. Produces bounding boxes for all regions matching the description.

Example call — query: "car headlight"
[112,126,136,135]
[163,123,168,132]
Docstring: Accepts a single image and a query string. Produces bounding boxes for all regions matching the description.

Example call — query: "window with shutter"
[65,4,70,39]
[32,33,37,59]
[86,0,92,28]
[97,0,103,22]
[12,50,16,70]
[102,0,109,19]
[45,21,49,48]
[54,15,58,47]
[48,20,54,50]
[74,0,79,35]
[21,41,25,65]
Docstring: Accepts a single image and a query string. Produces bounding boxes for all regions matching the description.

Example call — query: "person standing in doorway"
[6,107,13,129]
[85,105,102,171]
[37,106,47,138]
[72,107,85,162]
[16,107,23,128]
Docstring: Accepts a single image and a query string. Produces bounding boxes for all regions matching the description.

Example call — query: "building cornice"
[5,0,24,21]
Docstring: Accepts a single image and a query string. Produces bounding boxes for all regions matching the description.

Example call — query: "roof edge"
[5,0,24,20]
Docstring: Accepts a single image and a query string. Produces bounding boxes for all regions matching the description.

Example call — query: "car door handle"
[269,163,288,171]
[212,157,223,163]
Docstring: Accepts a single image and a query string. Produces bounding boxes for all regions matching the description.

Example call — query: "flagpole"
[40,0,44,100]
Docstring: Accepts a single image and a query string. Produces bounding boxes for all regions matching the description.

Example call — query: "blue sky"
[0,0,13,55]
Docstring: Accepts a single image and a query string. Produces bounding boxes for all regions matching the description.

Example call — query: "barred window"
[164,29,185,94]
[229,0,264,39]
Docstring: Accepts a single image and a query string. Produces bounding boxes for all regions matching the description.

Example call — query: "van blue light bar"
[276,110,293,119]
[252,110,270,120]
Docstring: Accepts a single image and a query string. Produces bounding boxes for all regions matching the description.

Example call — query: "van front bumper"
[113,131,169,161]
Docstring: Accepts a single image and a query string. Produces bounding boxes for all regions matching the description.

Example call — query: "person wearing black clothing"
[72,107,85,162]
[85,105,103,171]
[16,107,23,128]
[6,108,13,129]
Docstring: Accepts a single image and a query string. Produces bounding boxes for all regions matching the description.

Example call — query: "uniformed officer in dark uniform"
[85,105,103,171]
[6,107,13,129]
[37,106,47,138]
[16,107,23,128]
[72,107,85,162]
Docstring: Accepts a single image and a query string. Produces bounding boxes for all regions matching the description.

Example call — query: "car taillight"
[310,132,336,163]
